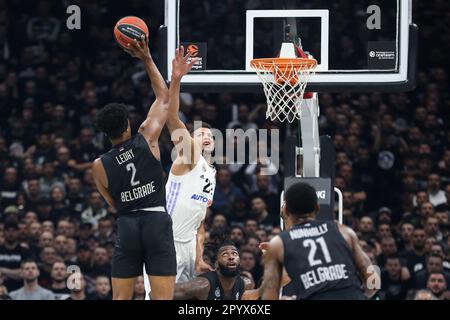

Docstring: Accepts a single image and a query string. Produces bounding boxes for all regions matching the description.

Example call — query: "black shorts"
[308,286,367,300]
[111,210,177,278]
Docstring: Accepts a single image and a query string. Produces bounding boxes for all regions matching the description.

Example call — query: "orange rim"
[250,58,317,72]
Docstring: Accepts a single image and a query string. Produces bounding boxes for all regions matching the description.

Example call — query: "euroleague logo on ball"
[187,44,199,57]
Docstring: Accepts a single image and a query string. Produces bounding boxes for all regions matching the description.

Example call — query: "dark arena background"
[0,0,449,309]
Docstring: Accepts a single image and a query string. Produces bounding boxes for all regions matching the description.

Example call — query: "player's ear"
[315,204,320,214]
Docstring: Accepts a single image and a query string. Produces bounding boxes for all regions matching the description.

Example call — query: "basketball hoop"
[251,57,317,123]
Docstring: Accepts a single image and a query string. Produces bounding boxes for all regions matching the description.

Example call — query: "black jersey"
[280,220,363,300]
[100,133,166,214]
[199,271,245,300]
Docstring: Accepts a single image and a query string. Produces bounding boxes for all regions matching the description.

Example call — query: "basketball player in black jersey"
[92,36,177,300]
[173,243,260,300]
[262,183,380,300]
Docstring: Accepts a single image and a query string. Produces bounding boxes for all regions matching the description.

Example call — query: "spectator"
[229,226,245,248]
[0,167,20,209]
[90,247,111,278]
[380,256,411,300]
[65,272,90,300]
[39,162,63,197]
[91,275,112,300]
[211,214,228,231]
[96,217,115,246]
[425,216,443,241]
[41,221,54,234]
[38,231,54,250]
[398,222,415,252]
[239,248,262,285]
[38,246,58,288]
[133,275,146,300]
[249,172,279,214]
[426,272,449,300]
[377,223,393,240]
[36,196,54,222]
[50,185,70,219]
[9,260,54,300]
[49,261,70,300]
[212,167,244,216]
[255,228,269,243]
[81,192,108,229]
[426,173,447,207]
[378,237,398,266]
[76,244,93,276]
[26,1,61,44]
[78,223,94,244]
[357,216,376,241]
[0,220,32,291]
[24,179,42,212]
[400,227,427,273]
[244,218,258,237]
[56,219,75,238]
[412,255,450,290]
[54,235,67,260]
[249,197,279,228]
[66,178,85,217]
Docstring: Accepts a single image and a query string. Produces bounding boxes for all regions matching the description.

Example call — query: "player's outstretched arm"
[173,277,210,300]
[338,223,380,299]
[261,236,284,300]
[168,47,199,167]
[127,36,169,142]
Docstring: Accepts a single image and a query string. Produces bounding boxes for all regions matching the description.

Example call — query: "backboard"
[161,0,417,92]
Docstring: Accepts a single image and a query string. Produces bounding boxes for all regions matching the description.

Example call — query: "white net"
[251,58,317,123]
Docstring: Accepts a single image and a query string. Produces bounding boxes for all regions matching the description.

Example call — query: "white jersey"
[166,156,216,242]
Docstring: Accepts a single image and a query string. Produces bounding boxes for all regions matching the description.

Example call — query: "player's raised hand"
[171,46,197,80]
[126,34,151,61]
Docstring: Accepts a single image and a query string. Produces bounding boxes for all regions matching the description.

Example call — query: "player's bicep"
[138,101,169,141]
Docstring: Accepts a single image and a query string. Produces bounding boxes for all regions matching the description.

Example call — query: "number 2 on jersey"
[126,163,140,186]
[203,178,212,193]
[303,237,332,267]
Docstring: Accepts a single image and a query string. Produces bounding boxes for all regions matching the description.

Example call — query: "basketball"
[114,16,149,49]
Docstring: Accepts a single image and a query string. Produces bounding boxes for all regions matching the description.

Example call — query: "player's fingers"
[188,57,198,67]
[178,45,185,60]
[135,38,144,50]
[128,40,139,51]
[143,34,149,46]
[126,44,136,55]
[183,50,193,62]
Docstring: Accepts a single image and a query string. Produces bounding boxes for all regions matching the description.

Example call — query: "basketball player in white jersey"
[167,46,216,281]
[144,47,216,298]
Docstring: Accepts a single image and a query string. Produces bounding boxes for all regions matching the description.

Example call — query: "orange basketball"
[114,16,149,50]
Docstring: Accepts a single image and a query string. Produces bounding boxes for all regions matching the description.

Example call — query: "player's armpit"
[261,236,284,300]
[173,277,210,300]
